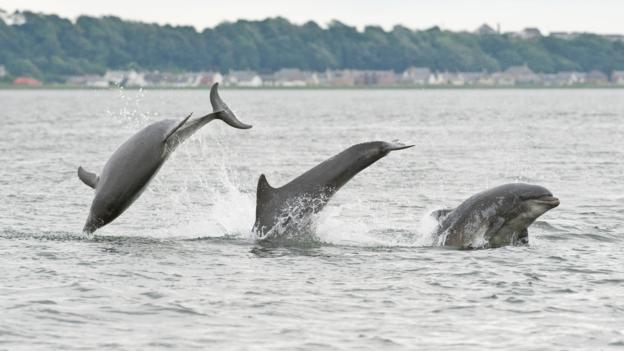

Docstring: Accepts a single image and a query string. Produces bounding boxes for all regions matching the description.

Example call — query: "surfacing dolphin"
[431,183,560,249]
[78,83,251,234]
[253,141,413,244]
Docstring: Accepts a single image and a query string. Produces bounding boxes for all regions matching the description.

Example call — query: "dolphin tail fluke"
[78,166,99,189]
[209,83,252,129]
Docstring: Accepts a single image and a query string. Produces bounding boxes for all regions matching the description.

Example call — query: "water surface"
[1,89,623,349]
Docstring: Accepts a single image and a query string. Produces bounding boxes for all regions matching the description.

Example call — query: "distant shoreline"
[2,84,624,91]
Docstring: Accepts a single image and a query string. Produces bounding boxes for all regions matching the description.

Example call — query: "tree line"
[1,10,624,82]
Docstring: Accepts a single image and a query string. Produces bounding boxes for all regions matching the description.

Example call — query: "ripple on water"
[1,89,623,350]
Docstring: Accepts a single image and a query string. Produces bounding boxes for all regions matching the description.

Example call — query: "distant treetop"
[1,10,624,82]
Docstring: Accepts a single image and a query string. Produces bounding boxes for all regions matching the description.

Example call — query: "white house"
[611,71,624,85]
[66,75,109,87]
[475,24,497,35]
[273,68,318,87]
[401,67,432,85]
[513,28,542,40]
[225,70,263,87]
[503,65,541,84]
[104,70,146,87]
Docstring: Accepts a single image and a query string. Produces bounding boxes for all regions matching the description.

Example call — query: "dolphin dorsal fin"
[77,166,99,189]
[256,174,278,221]
[256,174,278,212]
[257,174,276,200]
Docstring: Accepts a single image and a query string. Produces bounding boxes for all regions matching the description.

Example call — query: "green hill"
[1,10,624,82]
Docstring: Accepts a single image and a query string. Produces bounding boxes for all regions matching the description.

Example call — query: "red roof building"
[13,77,43,86]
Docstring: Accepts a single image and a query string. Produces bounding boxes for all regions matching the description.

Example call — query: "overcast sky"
[2,0,623,34]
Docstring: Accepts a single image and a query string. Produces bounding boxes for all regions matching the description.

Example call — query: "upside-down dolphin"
[253,141,413,243]
[78,83,251,233]
[431,183,560,249]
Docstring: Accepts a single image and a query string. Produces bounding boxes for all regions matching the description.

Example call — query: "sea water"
[0,88,623,350]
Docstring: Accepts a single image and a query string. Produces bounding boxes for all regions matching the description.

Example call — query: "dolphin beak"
[82,221,97,234]
[534,196,560,208]
[82,214,102,234]
[384,142,415,151]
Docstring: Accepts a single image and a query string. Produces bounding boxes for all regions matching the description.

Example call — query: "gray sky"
[2,0,623,34]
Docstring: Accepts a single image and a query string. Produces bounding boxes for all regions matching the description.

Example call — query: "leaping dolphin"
[253,141,413,244]
[431,183,560,249]
[78,83,251,234]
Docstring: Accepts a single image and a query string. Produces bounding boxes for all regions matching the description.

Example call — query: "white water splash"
[315,202,444,247]
[197,166,256,239]
[97,88,449,247]
[105,86,158,129]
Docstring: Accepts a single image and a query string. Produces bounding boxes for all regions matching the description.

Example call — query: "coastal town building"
[541,72,586,86]
[57,65,622,88]
[585,70,609,85]
[272,68,318,87]
[475,24,497,35]
[504,65,541,84]
[224,70,263,87]
[322,70,357,86]
[66,75,109,87]
[354,70,397,86]
[612,71,624,85]
[103,70,146,87]
[514,28,542,40]
[401,67,434,85]
[198,72,223,86]
[13,77,42,86]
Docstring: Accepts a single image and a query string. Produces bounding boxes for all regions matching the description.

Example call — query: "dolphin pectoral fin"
[431,208,454,222]
[164,112,193,142]
[209,83,252,129]
[483,216,507,247]
[77,166,99,189]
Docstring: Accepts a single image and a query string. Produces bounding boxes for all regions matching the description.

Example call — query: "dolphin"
[253,141,413,243]
[431,183,560,249]
[78,83,251,234]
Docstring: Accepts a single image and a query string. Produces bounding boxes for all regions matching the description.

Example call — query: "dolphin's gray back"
[79,82,252,233]
[93,120,175,215]
[435,183,551,247]
[254,142,395,237]
[435,186,512,243]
